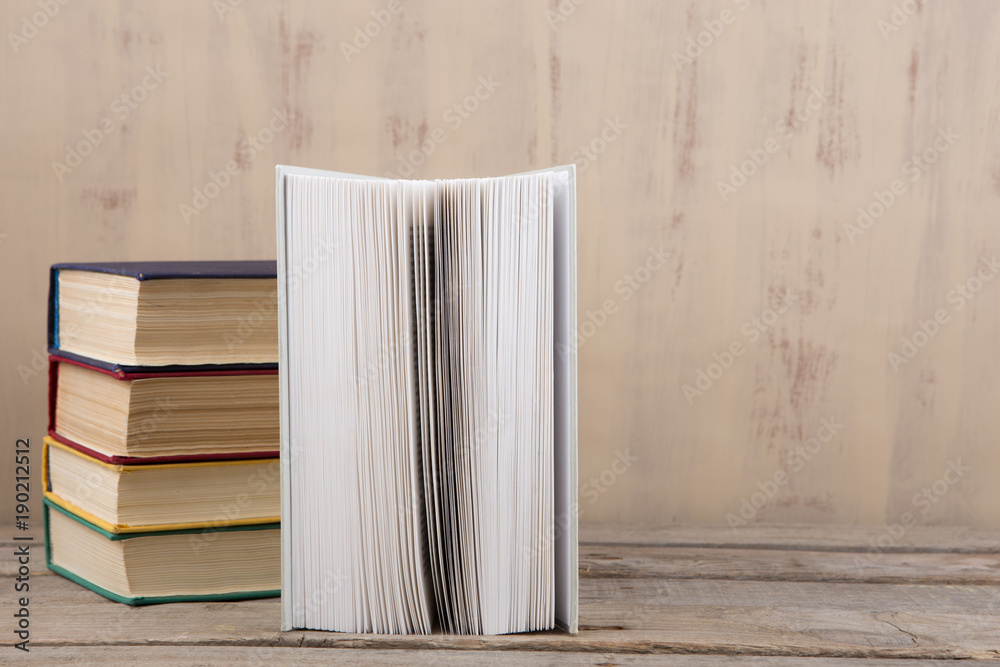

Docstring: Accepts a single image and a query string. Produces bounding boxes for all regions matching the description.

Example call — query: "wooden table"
[3,523,999,664]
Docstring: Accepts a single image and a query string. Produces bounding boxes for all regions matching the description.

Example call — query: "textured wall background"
[2,0,999,527]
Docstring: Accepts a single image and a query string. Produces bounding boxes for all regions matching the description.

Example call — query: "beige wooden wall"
[2,0,998,528]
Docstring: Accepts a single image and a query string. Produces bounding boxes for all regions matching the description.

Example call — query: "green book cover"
[44,498,280,606]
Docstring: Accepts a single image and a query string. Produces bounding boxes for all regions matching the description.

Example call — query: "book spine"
[47,266,58,351]
[275,166,293,632]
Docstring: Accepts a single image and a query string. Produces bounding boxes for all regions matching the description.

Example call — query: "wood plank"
[7,573,998,659]
[580,545,1000,584]
[21,646,1000,667]
[580,523,1000,553]
[9,527,1000,584]
[15,546,1000,585]
[4,527,998,659]
[26,646,1000,666]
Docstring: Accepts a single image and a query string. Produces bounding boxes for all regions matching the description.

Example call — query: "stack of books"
[43,261,281,605]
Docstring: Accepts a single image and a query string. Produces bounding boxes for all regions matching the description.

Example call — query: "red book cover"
[48,355,279,465]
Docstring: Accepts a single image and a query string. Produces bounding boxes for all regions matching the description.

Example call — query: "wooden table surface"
[3,523,999,665]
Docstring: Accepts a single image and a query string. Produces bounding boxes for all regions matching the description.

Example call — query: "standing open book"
[276,165,578,635]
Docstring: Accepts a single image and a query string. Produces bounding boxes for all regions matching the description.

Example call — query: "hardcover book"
[47,355,279,462]
[276,165,578,635]
[42,436,280,533]
[44,499,280,606]
[48,261,278,367]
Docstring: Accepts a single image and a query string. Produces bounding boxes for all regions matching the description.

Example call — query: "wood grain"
[581,522,1000,552]
[9,536,1000,585]
[3,525,1000,661]
[25,646,1000,666]
[5,571,999,660]
[581,545,1000,584]
[2,0,1000,529]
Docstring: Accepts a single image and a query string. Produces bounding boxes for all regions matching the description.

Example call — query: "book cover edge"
[43,502,280,605]
[43,498,279,539]
[49,260,277,281]
[276,166,294,632]
[43,438,280,533]
[45,431,279,465]
[48,349,278,376]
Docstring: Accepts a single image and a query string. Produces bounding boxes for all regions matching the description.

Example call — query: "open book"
[276,165,577,635]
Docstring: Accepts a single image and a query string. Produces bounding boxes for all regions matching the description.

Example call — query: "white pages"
[277,165,577,635]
